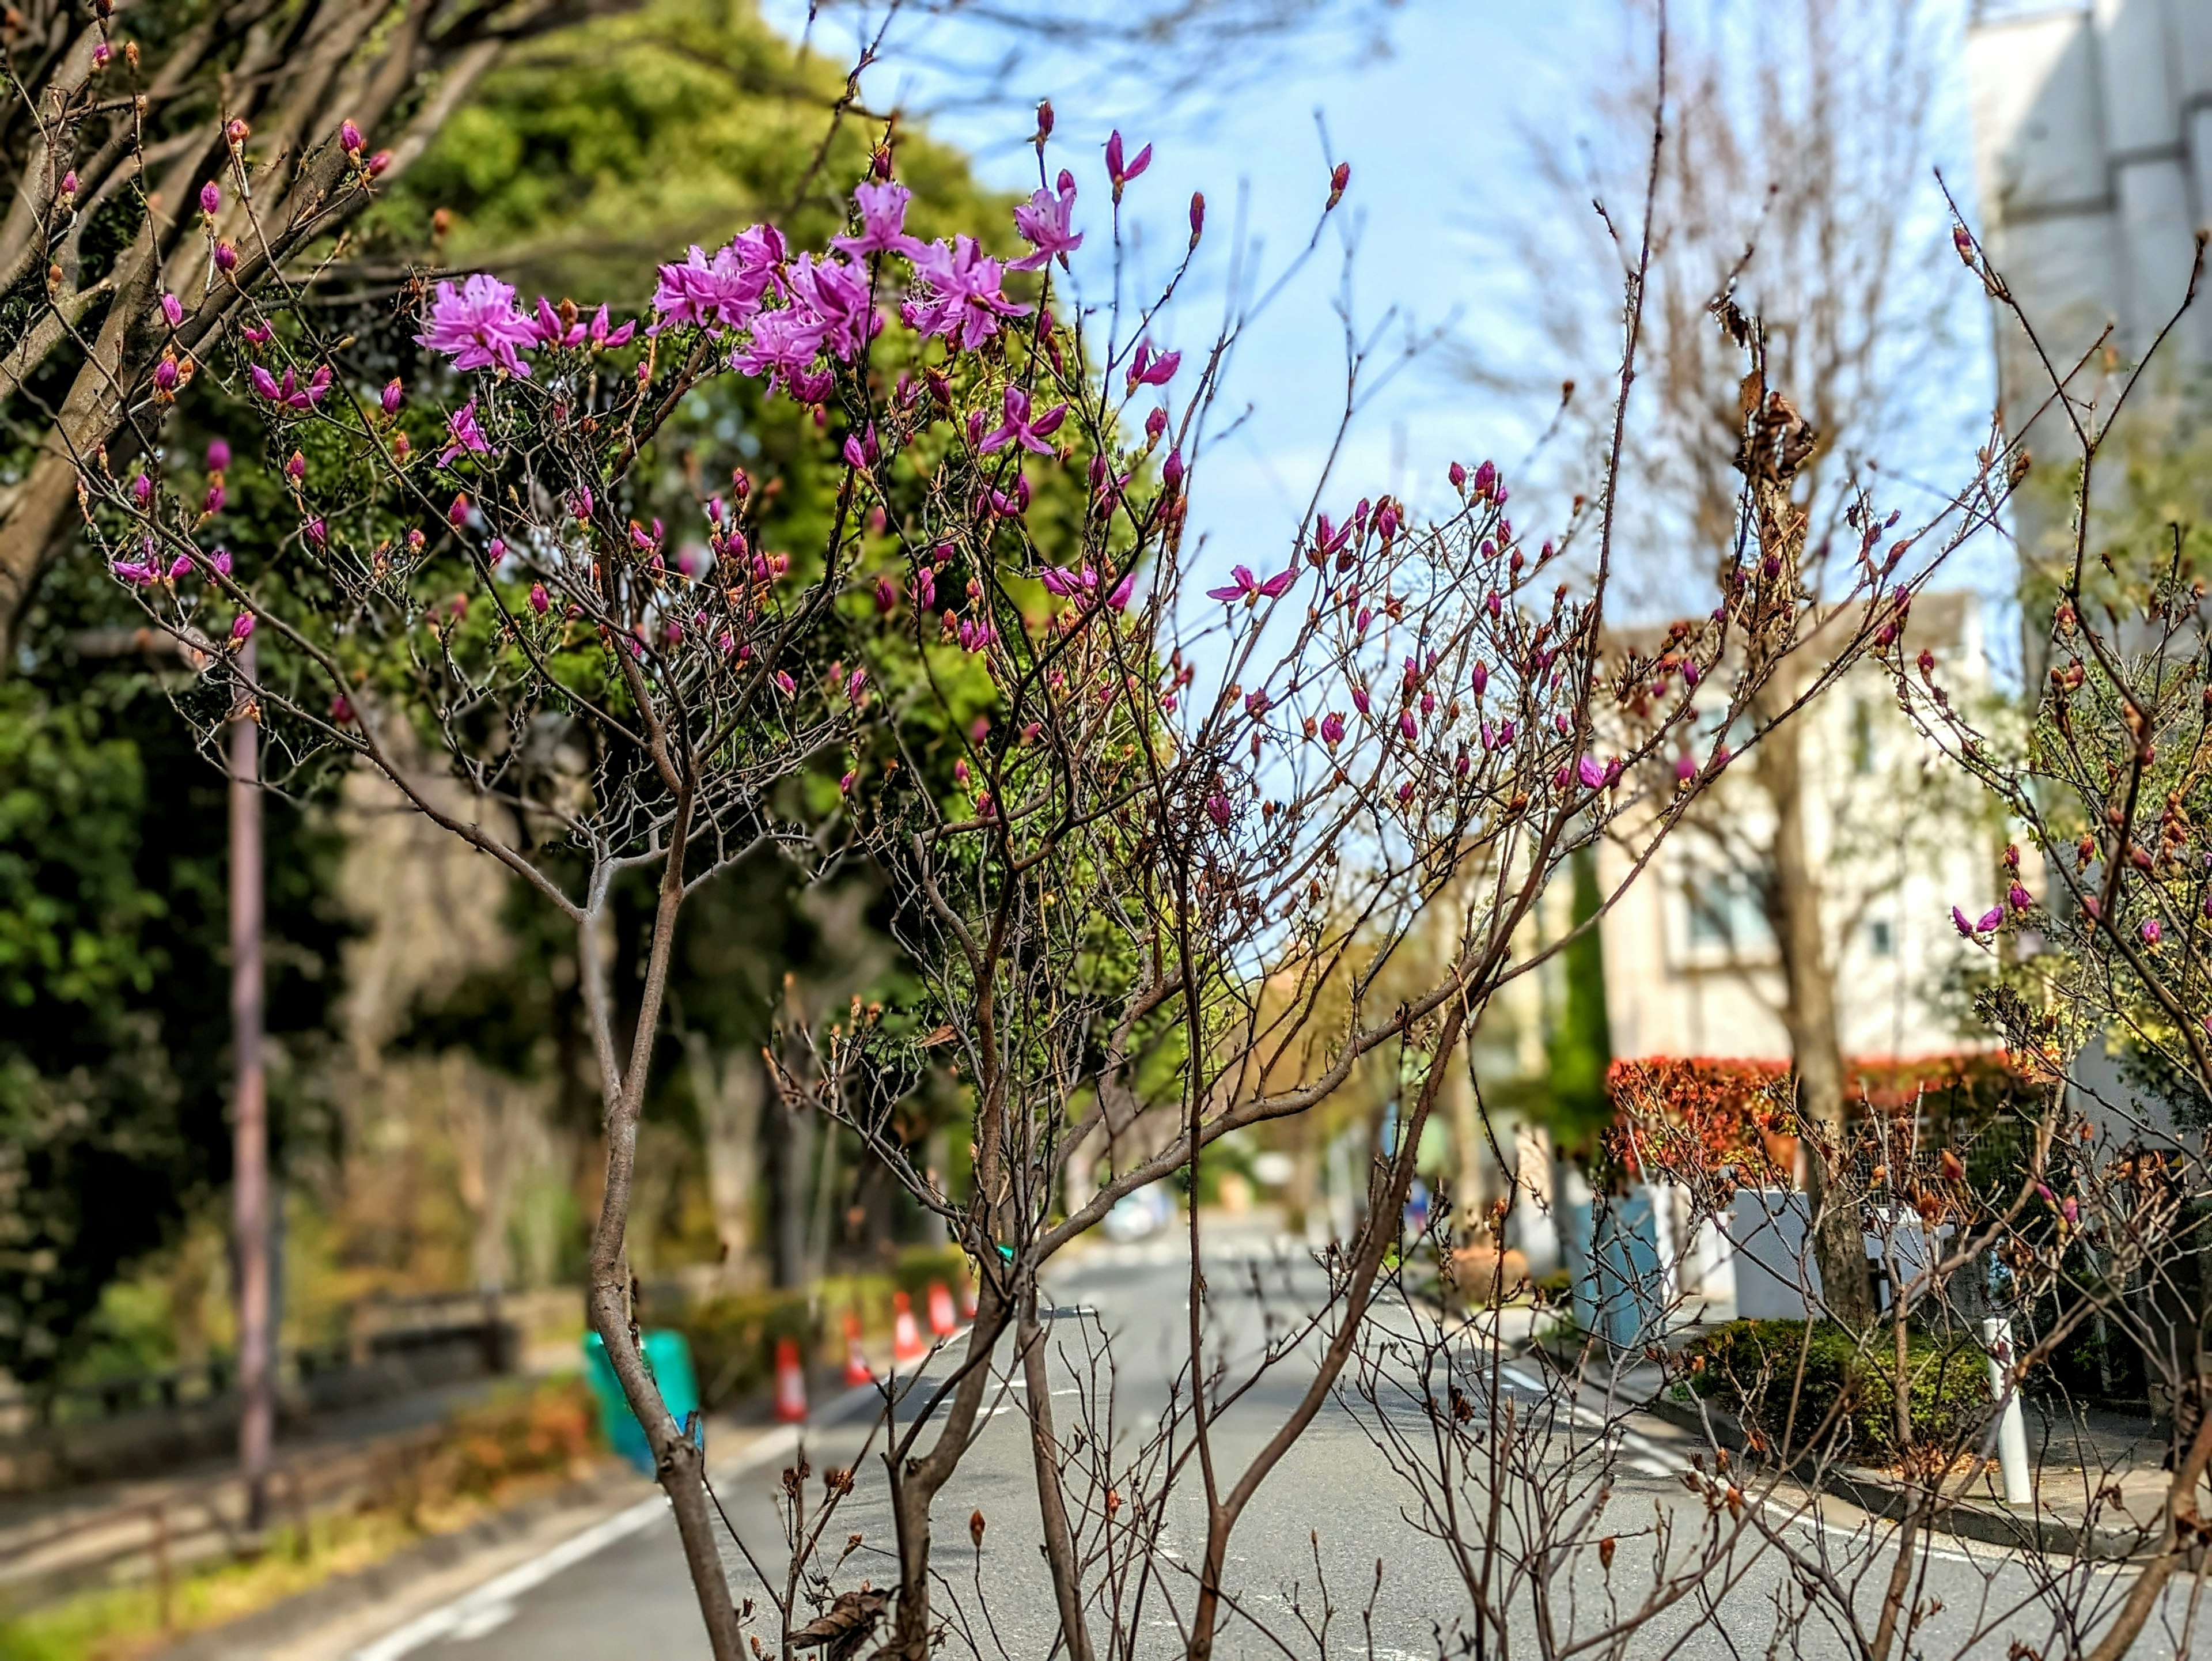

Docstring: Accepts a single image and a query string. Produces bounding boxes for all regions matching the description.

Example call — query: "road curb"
[1633,1392,2158,1561]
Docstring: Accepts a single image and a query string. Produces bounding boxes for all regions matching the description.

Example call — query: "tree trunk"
[683,1034,763,1282]
[1752,711,1873,1333]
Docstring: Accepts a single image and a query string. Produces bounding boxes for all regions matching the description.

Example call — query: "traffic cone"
[927,1279,957,1337]
[842,1310,873,1387]
[892,1291,927,1364]
[772,1337,808,1422]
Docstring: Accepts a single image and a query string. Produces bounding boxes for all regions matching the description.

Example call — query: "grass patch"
[0,1377,603,1661]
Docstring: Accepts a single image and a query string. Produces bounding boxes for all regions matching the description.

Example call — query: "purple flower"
[2009,883,2033,912]
[131,473,153,508]
[211,547,232,576]
[1011,172,1082,271]
[1577,755,1604,790]
[1205,562,1296,604]
[834,180,919,259]
[438,399,490,467]
[213,241,237,274]
[1126,340,1180,392]
[1107,568,1136,611]
[2142,917,2163,945]
[231,612,256,643]
[1320,712,1344,746]
[1105,130,1153,196]
[202,482,225,517]
[653,230,782,331]
[152,358,179,394]
[1206,792,1232,829]
[774,670,796,697]
[730,306,830,399]
[902,236,1031,349]
[199,181,221,215]
[206,438,232,472]
[979,385,1069,456]
[111,559,153,585]
[1470,662,1488,698]
[415,273,537,377]
[528,582,549,615]
[786,253,878,361]
[1398,709,1418,741]
[486,538,506,566]
[160,292,184,328]
[340,119,363,154]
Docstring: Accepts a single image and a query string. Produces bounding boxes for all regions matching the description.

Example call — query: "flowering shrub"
[69,85,1995,1659]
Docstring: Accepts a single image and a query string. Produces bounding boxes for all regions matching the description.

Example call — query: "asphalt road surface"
[365,1222,2212,1660]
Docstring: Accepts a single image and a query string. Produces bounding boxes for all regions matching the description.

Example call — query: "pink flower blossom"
[653,230,783,331]
[834,180,919,259]
[417,274,535,376]
[1107,569,1136,610]
[1126,340,1179,392]
[1011,172,1082,271]
[902,237,1030,349]
[1320,712,1344,746]
[1205,563,1296,604]
[1105,130,1153,196]
[198,181,220,215]
[2009,883,2033,911]
[1205,792,1231,829]
[206,438,231,472]
[231,612,256,643]
[439,399,490,467]
[731,306,830,399]
[529,583,549,615]
[2142,917,2163,944]
[786,253,878,361]
[979,385,1068,456]
[160,292,183,328]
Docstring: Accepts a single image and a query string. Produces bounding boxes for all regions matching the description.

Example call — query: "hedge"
[1678,1319,1992,1466]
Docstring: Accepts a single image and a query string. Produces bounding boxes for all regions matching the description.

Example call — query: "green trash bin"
[584,1329,703,1476]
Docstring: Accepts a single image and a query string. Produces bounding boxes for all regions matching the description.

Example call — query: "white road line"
[350,1378,889,1661]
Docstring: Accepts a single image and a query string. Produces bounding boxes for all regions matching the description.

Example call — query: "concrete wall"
[1967,0,2212,442]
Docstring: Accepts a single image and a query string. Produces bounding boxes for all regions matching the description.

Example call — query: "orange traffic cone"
[927,1279,957,1337]
[842,1310,873,1387]
[892,1291,927,1364]
[772,1337,808,1422]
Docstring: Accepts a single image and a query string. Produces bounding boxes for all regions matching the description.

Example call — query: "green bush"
[672,1289,816,1408]
[1679,1319,1991,1465]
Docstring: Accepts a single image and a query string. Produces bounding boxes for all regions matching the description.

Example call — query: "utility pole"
[230,636,271,1533]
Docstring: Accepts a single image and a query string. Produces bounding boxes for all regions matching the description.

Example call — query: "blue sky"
[763,0,2006,618]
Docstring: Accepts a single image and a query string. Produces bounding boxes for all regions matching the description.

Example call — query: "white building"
[1966,0,2212,441]
[1592,591,2004,1069]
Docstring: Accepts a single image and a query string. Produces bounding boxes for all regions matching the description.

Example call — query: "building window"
[1868,918,1894,956]
[1851,699,1876,776]
[1684,869,1770,952]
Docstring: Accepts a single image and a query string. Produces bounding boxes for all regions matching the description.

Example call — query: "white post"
[1981,1317,2033,1504]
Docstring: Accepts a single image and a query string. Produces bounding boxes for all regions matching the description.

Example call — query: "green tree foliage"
[1546,845,1613,1145]
[0,558,351,1384]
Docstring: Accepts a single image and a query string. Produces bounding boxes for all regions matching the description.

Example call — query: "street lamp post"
[230,637,271,1533]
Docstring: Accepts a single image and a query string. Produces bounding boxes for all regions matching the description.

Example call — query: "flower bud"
[199,180,221,216]
[340,119,363,154]
[1189,191,1205,246]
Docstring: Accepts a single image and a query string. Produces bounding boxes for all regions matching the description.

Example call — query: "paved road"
[362,1225,2212,1660]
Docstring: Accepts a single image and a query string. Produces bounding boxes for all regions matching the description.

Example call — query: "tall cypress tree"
[1546,846,1613,1145]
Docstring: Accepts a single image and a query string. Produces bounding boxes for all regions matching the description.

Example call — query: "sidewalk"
[1534,1331,2188,1561]
[0,1375,520,1614]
